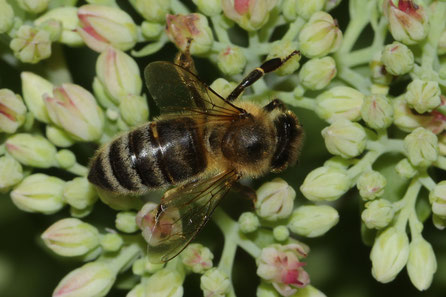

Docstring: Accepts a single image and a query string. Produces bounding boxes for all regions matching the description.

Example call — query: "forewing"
[145,171,239,263]
[144,61,241,116]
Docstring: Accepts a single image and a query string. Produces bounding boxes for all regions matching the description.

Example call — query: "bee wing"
[144,61,242,116]
[145,170,239,263]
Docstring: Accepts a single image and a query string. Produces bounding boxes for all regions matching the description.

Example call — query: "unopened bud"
[18,0,49,14]
[100,233,123,252]
[360,94,393,130]
[10,25,51,64]
[316,86,364,123]
[300,166,351,201]
[21,72,53,123]
[222,0,277,31]
[116,211,138,233]
[210,78,238,99]
[119,94,149,127]
[381,41,414,76]
[266,41,301,76]
[217,46,247,76]
[295,0,326,20]
[182,243,213,273]
[201,268,230,297]
[132,0,170,23]
[405,80,441,114]
[288,205,339,237]
[6,133,57,168]
[46,126,75,147]
[0,155,23,192]
[357,171,386,200]
[0,89,27,134]
[255,178,296,221]
[407,237,437,291]
[361,199,395,229]
[404,127,438,167]
[0,0,14,34]
[395,158,417,178]
[322,119,366,159]
[273,226,290,241]
[238,212,260,233]
[64,177,97,210]
[429,181,446,218]
[299,57,336,90]
[193,0,222,16]
[141,21,163,40]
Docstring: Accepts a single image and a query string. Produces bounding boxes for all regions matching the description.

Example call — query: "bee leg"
[263,98,287,112]
[232,182,257,207]
[174,38,198,74]
[226,51,300,102]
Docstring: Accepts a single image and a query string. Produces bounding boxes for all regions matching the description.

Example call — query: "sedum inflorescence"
[1,0,446,296]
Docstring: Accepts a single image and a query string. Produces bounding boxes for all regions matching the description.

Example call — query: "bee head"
[270,110,303,172]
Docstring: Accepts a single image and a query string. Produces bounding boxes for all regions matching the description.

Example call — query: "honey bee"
[88,47,303,263]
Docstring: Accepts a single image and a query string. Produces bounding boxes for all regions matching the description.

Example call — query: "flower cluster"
[1,0,446,296]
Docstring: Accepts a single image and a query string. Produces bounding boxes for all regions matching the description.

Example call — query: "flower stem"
[105,243,142,274]
[395,178,421,232]
[282,17,305,41]
[337,67,370,93]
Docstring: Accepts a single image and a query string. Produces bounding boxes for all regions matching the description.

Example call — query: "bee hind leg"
[226,51,300,102]
[174,38,197,74]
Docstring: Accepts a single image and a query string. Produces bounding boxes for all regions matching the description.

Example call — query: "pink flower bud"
[0,89,27,134]
[44,84,104,141]
[383,0,428,45]
[222,0,278,31]
[257,243,310,296]
[77,5,137,52]
[165,13,213,55]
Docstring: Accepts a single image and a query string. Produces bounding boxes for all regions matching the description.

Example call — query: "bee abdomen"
[88,117,207,193]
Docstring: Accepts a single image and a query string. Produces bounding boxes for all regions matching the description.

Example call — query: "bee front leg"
[232,182,257,208]
[226,51,300,102]
[174,38,198,75]
[263,98,287,112]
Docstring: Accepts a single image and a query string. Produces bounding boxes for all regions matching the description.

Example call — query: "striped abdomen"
[88,117,207,193]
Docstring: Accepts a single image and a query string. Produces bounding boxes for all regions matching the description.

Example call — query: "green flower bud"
[238,211,260,233]
[266,40,301,76]
[360,94,393,130]
[282,0,298,21]
[255,178,296,221]
[357,171,386,200]
[44,84,104,141]
[53,262,115,297]
[361,199,395,229]
[370,55,393,86]
[64,177,97,210]
[217,46,247,76]
[295,0,325,19]
[41,218,100,257]
[6,133,57,168]
[273,226,290,242]
[201,268,230,297]
[96,47,142,105]
[10,25,51,64]
[139,269,184,297]
[383,0,428,45]
[100,233,123,252]
[292,285,327,297]
[21,72,53,123]
[36,19,62,42]
[381,42,414,76]
[34,7,83,47]
[132,256,164,275]
[70,205,94,219]
[46,125,75,147]
[141,21,163,40]
[0,89,27,134]
[405,80,441,114]
[300,166,351,201]
[55,149,76,169]
[370,227,409,283]
[257,282,279,297]
[433,214,446,230]
[299,57,336,90]
[222,0,278,31]
[404,127,438,167]
[429,181,446,218]
[323,156,353,170]
[18,0,49,14]
[166,13,213,55]
[77,4,138,52]
[10,173,65,214]
[395,158,417,179]
[288,205,339,238]
[438,29,446,55]
[132,0,170,22]
[322,119,366,159]
[193,0,222,16]
[119,94,149,127]
[316,86,364,123]
[299,11,342,58]
[393,97,445,134]
[0,0,14,33]
[182,243,214,273]
[116,211,138,233]
[407,237,437,291]
[210,78,238,99]
[0,155,23,192]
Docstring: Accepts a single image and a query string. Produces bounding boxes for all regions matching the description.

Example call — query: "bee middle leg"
[263,98,287,112]
[174,38,197,74]
[226,50,300,102]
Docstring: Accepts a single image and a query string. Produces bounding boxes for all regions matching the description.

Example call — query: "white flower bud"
[100,233,123,252]
[357,171,386,200]
[0,155,23,192]
[119,94,149,127]
[64,177,97,210]
[11,173,65,214]
[360,94,393,130]
[404,127,438,167]
[273,226,290,242]
[316,86,364,123]
[115,211,138,233]
[222,0,277,31]
[405,80,441,114]
[407,237,437,291]
[238,212,260,233]
[300,166,351,201]
[295,0,326,20]
[193,0,222,16]
[288,205,339,237]
[395,158,418,179]
[322,119,366,159]
[255,178,296,221]
[217,46,247,76]
[201,268,230,297]
[429,181,446,218]
[6,133,57,168]
[21,72,53,123]
[46,126,75,147]
[18,0,49,14]
[10,25,52,64]
[361,199,395,229]
[141,21,163,40]
[381,42,414,76]
[41,218,100,257]
[0,89,27,134]
[132,0,170,23]
[370,227,409,283]
[0,0,14,33]
[182,243,214,273]
[299,57,336,90]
